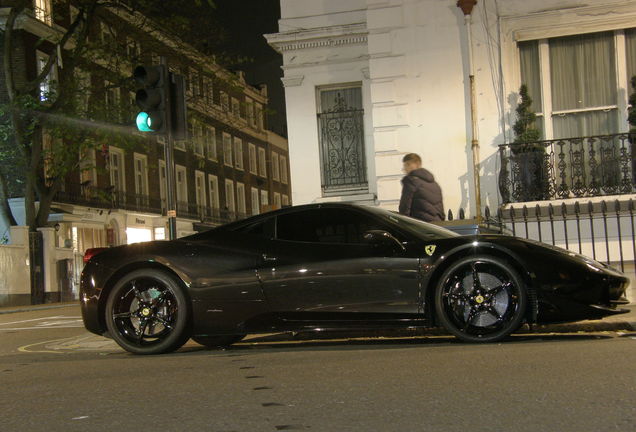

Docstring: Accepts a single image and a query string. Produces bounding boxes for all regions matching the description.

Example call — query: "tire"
[434,255,527,343]
[105,269,192,355]
[192,334,245,348]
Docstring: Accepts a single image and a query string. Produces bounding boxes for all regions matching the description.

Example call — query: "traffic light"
[133,65,167,134]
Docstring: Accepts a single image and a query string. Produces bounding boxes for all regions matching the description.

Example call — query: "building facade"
[267,0,636,299]
[1,1,291,299]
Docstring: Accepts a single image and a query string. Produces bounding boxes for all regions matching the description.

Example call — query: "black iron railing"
[498,133,635,204]
[55,183,251,226]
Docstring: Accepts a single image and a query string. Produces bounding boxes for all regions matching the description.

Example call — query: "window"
[109,147,125,193]
[133,153,148,196]
[272,152,280,182]
[258,147,267,177]
[220,91,229,112]
[36,51,57,102]
[79,148,96,188]
[34,0,52,25]
[225,179,235,213]
[126,38,141,61]
[260,190,269,207]
[255,103,263,129]
[75,69,91,116]
[223,133,233,167]
[282,194,289,206]
[251,187,260,215]
[232,97,240,118]
[276,208,382,244]
[246,98,255,127]
[236,182,246,215]
[206,127,217,161]
[248,143,257,174]
[273,192,281,208]
[234,137,244,170]
[175,165,187,204]
[627,28,636,85]
[519,30,633,139]
[280,155,288,184]
[208,174,220,213]
[191,70,200,98]
[204,77,214,106]
[104,80,120,121]
[193,123,204,156]
[100,22,116,46]
[195,171,206,213]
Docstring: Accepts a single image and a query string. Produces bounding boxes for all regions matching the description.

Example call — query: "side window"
[276,208,386,244]
[234,217,274,238]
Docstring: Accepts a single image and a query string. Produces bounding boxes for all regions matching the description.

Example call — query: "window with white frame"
[224,179,235,213]
[191,70,200,98]
[208,175,220,214]
[280,155,288,184]
[223,133,233,167]
[109,147,125,193]
[273,192,281,208]
[248,143,257,174]
[272,152,280,182]
[195,171,206,212]
[36,51,57,102]
[159,160,167,211]
[206,126,217,161]
[251,187,259,215]
[236,182,246,215]
[104,80,120,121]
[519,29,636,139]
[258,147,267,177]
[260,190,269,207]
[234,137,244,170]
[282,194,289,206]
[204,77,214,106]
[133,153,148,196]
[34,0,52,25]
[126,38,141,61]
[100,22,116,46]
[175,165,187,204]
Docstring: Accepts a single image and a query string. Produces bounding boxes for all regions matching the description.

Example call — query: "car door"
[257,207,421,324]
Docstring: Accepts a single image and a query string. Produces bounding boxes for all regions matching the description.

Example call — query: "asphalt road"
[1,305,635,432]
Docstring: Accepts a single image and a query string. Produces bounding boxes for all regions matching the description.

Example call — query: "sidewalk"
[0,301,78,315]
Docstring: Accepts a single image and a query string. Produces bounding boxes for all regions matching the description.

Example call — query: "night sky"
[214,0,286,137]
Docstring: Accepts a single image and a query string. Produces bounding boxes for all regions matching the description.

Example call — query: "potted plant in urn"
[511,84,548,201]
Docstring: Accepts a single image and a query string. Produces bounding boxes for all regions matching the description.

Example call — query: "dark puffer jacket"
[398,168,445,222]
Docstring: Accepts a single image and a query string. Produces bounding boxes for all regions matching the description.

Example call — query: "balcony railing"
[498,133,635,204]
[55,183,250,226]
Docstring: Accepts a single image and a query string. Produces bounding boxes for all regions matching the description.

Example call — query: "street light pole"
[161,56,178,240]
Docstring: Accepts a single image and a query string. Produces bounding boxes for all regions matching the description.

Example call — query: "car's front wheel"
[435,256,527,343]
[105,269,191,355]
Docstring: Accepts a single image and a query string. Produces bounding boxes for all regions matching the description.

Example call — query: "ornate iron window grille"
[317,92,368,193]
[498,133,635,204]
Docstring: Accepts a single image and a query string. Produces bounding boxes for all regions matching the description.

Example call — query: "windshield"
[364,207,459,240]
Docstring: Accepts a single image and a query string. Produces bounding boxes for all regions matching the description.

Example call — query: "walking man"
[399,153,445,222]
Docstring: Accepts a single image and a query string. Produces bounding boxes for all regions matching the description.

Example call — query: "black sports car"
[80,203,630,354]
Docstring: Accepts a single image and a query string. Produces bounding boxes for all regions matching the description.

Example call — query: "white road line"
[0,316,67,326]
[0,326,84,331]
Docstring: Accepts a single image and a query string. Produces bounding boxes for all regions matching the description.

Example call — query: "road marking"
[0,316,70,326]
[18,337,77,354]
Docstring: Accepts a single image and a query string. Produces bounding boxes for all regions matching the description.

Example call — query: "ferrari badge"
[425,245,436,256]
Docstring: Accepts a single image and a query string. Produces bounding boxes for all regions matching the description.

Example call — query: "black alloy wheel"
[105,269,191,355]
[435,256,527,343]
[192,335,246,348]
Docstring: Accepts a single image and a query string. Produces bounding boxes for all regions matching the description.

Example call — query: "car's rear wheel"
[192,335,245,348]
[435,256,527,343]
[105,269,191,355]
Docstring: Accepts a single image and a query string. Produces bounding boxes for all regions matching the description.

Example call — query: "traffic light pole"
[161,57,178,240]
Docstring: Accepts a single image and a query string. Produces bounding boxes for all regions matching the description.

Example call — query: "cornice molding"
[266,23,368,53]
[281,75,304,87]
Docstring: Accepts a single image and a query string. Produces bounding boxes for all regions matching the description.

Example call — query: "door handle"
[262,254,277,263]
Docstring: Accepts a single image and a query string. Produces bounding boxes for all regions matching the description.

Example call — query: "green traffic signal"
[136,112,152,132]
[133,65,167,134]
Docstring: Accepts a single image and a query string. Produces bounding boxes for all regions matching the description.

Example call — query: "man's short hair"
[402,153,422,164]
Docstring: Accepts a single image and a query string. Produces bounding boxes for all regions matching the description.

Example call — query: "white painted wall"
[271,0,636,216]
[0,227,31,306]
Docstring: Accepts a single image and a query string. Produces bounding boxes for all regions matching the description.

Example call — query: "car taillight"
[83,247,107,263]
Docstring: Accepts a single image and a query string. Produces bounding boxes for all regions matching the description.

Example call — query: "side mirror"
[363,230,406,252]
